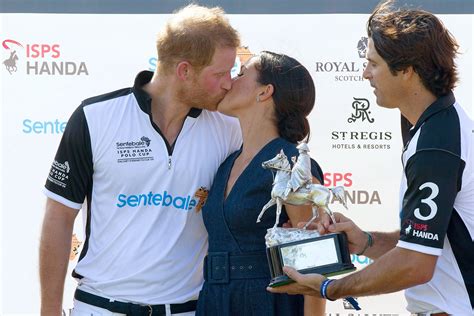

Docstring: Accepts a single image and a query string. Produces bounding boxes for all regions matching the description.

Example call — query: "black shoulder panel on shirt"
[45,103,93,204]
[416,105,461,158]
[82,87,133,107]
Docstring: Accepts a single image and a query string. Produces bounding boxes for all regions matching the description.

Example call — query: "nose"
[221,72,232,91]
[362,65,371,80]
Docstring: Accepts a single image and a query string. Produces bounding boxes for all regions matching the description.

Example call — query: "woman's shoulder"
[222,148,241,166]
[213,148,241,177]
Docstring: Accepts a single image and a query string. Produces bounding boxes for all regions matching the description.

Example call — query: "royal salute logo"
[1,38,89,76]
[116,136,154,163]
[357,37,368,58]
[314,36,368,83]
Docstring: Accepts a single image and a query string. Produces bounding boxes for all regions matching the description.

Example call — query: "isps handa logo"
[315,36,368,83]
[48,160,70,189]
[324,172,381,206]
[2,38,89,76]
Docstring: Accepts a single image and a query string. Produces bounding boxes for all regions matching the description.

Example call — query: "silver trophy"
[257,143,355,287]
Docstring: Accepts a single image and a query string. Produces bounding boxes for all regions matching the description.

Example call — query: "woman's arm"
[285,176,328,227]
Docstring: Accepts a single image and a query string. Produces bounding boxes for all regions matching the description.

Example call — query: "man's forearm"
[328,246,437,299]
[363,230,399,259]
[40,200,77,315]
[304,295,325,316]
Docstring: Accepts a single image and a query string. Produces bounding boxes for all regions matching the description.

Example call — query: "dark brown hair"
[367,0,459,97]
[255,51,315,143]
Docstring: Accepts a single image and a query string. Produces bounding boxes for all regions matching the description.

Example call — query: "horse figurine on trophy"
[256,144,347,233]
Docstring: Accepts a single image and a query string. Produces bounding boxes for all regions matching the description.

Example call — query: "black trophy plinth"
[266,232,355,287]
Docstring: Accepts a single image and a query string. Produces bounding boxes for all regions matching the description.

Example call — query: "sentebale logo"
[116,191,198,211]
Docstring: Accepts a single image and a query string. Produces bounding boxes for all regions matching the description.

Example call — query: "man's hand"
[326,212,367,255]
[296,212,368,254]
[266,267,326,296]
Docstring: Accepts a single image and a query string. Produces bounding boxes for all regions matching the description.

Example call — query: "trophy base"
[266,232,356,287]
[268,265,356,287]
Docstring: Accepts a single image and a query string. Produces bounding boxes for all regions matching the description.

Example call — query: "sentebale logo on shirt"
[116,191,197,210]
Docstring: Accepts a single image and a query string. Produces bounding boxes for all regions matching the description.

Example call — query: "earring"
[256,95,260,102]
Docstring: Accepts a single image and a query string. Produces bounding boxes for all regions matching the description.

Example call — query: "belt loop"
[165,304,171,316]
[206,252,229,284]
[203,256,208,281]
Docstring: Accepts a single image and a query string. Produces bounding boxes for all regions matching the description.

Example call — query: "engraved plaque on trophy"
[266,230,354,287]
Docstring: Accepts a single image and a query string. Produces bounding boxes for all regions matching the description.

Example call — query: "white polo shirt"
[397,92,474,314]
[44,71,242,304]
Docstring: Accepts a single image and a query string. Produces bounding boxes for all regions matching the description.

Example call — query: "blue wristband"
[320,279,335,301]
[320,279,362,310]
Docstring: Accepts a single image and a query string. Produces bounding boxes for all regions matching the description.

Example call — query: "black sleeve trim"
[44,104,93,204]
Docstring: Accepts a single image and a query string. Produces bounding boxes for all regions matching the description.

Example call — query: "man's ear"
[258,84,274,102]
[401,65,415,80]
[176,61,192,81]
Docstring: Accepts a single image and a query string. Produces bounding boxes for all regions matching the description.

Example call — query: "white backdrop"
[0,12,472,316]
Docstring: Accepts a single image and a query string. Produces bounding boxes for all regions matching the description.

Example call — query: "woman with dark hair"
[196,51,326,315]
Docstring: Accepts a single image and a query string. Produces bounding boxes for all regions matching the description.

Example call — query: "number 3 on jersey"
[414,182,439,221]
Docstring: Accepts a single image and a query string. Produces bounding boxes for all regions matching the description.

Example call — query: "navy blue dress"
[196,137,323,316]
